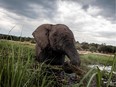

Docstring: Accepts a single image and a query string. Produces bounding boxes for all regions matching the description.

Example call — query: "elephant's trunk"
[65,44,81,66]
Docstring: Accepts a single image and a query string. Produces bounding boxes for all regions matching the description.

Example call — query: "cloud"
[0,0,57,19]
[87,5,102,16]
[93,0,115,20]
[77,0,116,21]
[0,0,116,46]
[53,1,116,45]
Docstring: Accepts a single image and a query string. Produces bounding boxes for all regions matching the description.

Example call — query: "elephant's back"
[33,24,52,33]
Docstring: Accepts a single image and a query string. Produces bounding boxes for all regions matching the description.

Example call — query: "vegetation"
[0,40,55,87]
[1,34,116,54]
[76,42,116,54]
[80,54,115,66]
[0,34,35,43]
[0,39,116,87]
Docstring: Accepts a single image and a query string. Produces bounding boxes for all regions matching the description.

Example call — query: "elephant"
[32,24,81,66]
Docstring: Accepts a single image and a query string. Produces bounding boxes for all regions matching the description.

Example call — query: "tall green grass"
[0,40,54,87]
[74,54,116,87]
[80,53,115,66]
[0,40,116,87]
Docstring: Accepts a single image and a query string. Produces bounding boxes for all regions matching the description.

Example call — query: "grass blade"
[96,66,102,87]
[78,68,95,86]
[86,72,97,87]
[106,55,116,87]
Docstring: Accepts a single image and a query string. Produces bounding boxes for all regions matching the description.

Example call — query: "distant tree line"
[76,42,116,54]
[0,34,116,54]
[0,34,35,43]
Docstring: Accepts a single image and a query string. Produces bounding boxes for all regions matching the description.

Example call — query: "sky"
[0,0,116,46]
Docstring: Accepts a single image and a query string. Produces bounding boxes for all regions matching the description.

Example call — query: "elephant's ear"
[32,24,52,49]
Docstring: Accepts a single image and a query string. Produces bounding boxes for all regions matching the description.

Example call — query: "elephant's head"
[32,24,81,66]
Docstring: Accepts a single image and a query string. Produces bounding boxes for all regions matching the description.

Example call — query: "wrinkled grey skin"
[32,24,81,66]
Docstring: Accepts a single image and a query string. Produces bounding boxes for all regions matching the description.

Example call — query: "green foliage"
[74,55,116,87]
[98,44,116,54]
[75,42,82,50]
[1,34,116,53]
[106,55,116,87]
[0,34,35,43]
[81,42,89,50]
[0,40,54,87]
[75,41,116,54]
[89,46,97,52]
[0,40,116,87]
[80,54,115,66]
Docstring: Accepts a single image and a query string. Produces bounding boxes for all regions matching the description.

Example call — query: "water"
[88,64,116,74]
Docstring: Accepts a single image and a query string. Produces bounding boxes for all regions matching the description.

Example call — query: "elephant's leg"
[37,47,53,63]
[36,46,65,65]
[39,49,65,65]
